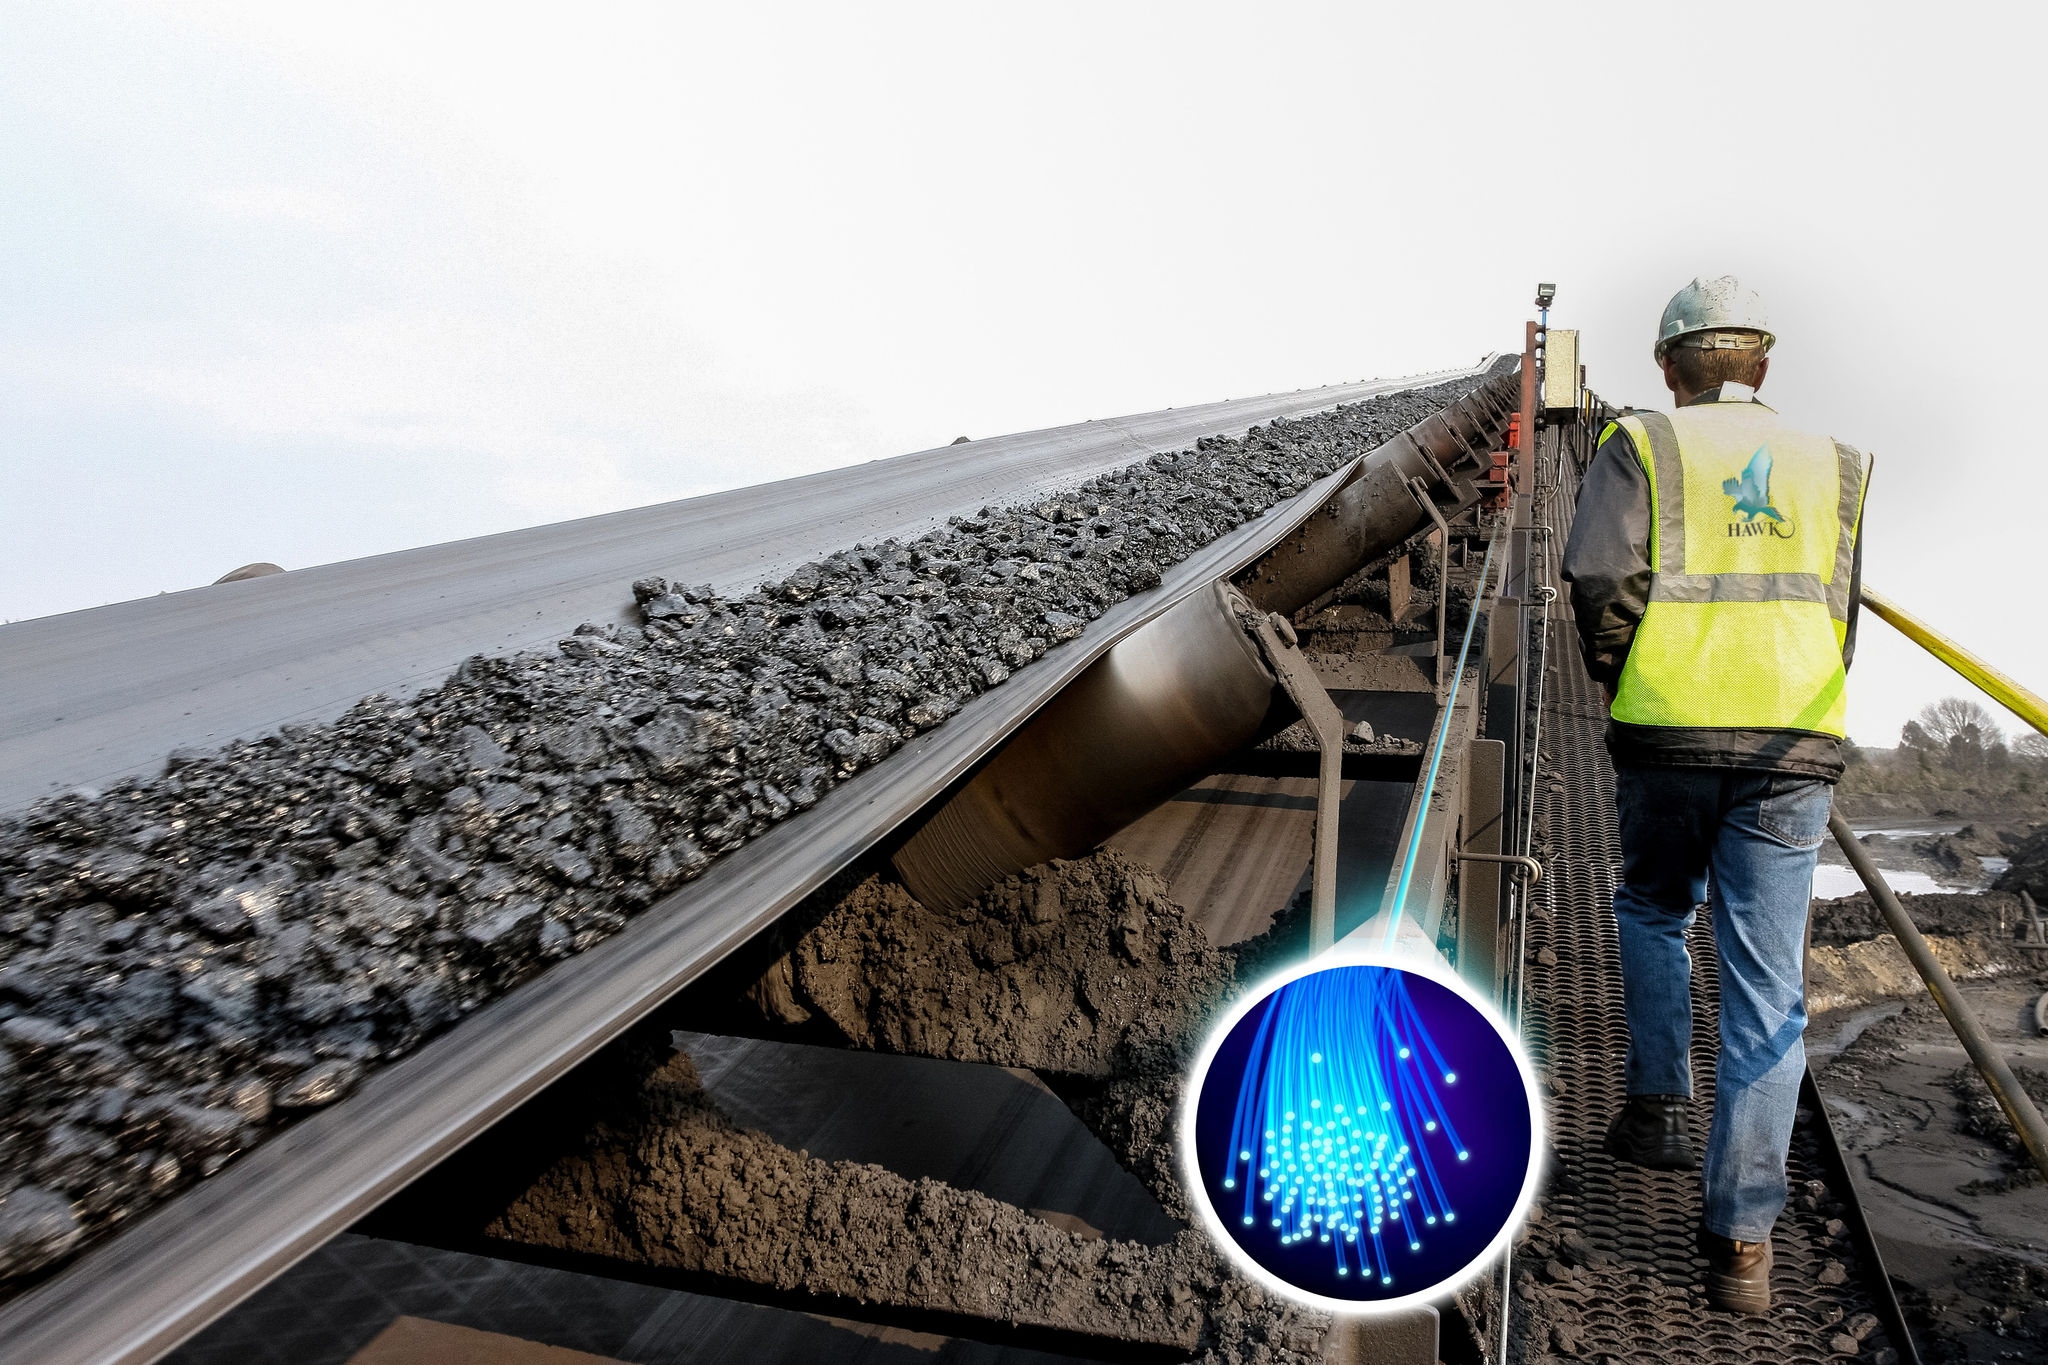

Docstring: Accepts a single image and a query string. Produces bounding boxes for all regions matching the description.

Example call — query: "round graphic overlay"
[1184,954,1539,1311]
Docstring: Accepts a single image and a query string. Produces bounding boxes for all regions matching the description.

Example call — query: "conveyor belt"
[0,365,1482,813]
[0,370,1511,1365]
[1514,548,1909,1361]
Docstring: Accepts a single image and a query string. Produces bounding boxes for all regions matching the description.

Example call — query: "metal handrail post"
[1827,809,2048,1182]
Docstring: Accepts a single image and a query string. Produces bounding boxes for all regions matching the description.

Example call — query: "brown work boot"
[1602,1094,1697,1170]
[1698,1225,1773,1315]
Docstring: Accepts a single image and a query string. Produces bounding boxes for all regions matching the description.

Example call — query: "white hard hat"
[1654,275,1774,360]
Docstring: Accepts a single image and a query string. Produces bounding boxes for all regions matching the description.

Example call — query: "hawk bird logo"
[1722,446,1784,523]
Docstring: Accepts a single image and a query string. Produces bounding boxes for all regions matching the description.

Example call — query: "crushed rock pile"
[487,1043,1331,1365]
[0,376,1476,1287]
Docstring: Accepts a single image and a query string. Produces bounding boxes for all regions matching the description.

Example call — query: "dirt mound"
[1898,833,1984,883]
[747,850,1319,1229]
[728,849,1318,1230]
[1949,823,2029,857]
[1857,822,2036,885]
[1993,825,2048,900]
[1809,890,2029,947]
[487,1043,1331,1364]
[1804,933,2013,1015]
[783,850,1236,1077]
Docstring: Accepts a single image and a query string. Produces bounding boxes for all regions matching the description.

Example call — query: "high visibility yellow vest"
[1608,398,1871,736]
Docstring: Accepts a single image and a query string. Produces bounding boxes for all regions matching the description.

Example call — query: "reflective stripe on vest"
[1607,402,1871,736]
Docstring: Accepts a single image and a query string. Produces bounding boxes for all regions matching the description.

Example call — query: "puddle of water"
[1849,824,1961,840]
[1812,863,1971,898]
[1983,856,2011,876]
[1810,999,1906,1059]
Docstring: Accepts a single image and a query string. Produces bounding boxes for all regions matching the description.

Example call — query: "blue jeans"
[1611,764,1832,1242]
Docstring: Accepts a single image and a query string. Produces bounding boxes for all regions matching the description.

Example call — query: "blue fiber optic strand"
[1381,514,1509,948]
[1220,966,1470,1285]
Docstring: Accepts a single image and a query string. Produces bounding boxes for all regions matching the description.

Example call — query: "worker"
[1559,276,1870,1316]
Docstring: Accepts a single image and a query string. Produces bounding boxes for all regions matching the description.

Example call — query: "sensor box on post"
[1540,328,1579,414]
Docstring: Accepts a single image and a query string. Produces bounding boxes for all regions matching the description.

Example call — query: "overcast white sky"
[3,2,2041,747]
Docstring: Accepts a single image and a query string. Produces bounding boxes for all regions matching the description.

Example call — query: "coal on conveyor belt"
[0,375,1479,1287]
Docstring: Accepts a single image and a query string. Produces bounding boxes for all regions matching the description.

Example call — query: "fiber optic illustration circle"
[1183,956,1540,1311]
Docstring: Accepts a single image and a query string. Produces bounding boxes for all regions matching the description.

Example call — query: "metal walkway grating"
[1512,557,1899,1363]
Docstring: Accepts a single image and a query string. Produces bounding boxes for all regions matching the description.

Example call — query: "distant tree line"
[1842,696,2048,803]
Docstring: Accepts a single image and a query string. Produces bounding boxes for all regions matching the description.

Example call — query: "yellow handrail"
[1851,587,2048,1184]
[1863,587,2048,740]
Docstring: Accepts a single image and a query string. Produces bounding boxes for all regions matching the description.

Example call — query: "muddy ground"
[1804,883,2048,1364]
[1810,975,2048,1363]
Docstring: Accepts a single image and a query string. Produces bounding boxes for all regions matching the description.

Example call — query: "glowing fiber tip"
[1220,967,1468,1283]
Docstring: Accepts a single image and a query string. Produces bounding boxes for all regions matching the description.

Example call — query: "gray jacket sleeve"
[1559,426,1651,691]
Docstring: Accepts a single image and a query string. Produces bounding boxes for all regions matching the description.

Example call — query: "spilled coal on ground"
[0,375,1481,1290]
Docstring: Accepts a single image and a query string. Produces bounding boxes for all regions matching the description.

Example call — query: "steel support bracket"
[1230,589,1347,951]
[1451,850,1543,883]
[1405,478,1452,699]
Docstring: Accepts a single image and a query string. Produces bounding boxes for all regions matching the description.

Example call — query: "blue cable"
[1381,515,1509,948]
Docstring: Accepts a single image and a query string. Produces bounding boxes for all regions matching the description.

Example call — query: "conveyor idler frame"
[1230,589,1347,952]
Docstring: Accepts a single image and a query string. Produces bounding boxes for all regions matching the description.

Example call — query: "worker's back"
[1604,391,1870,738]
